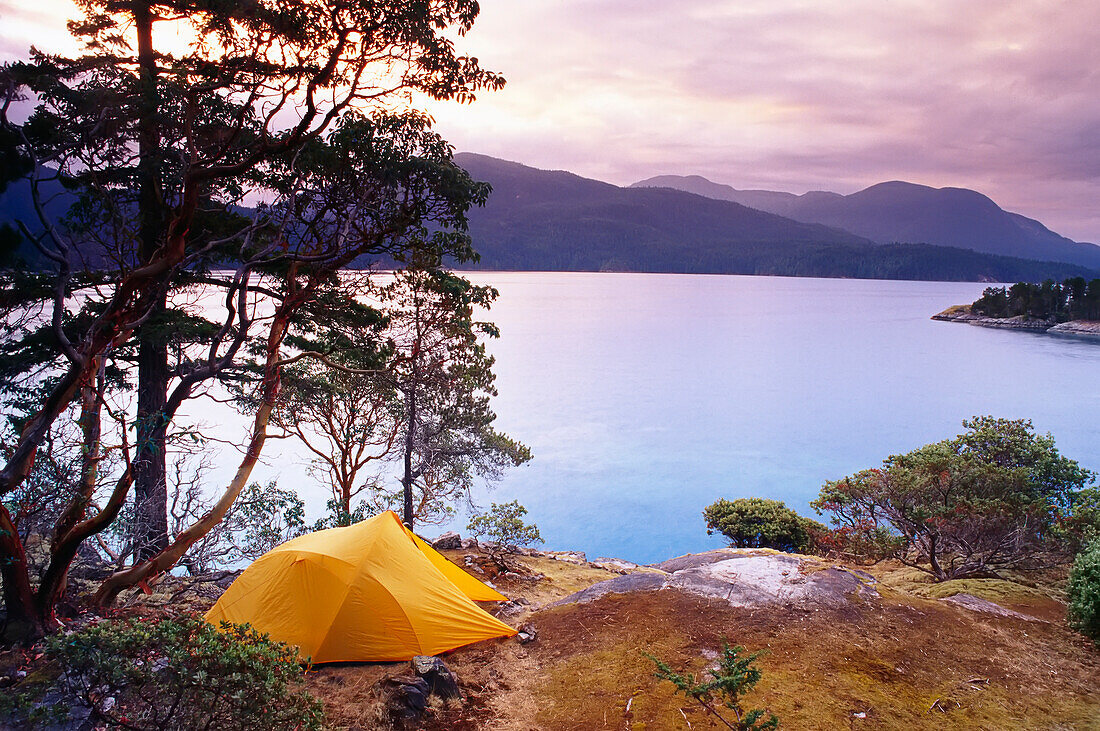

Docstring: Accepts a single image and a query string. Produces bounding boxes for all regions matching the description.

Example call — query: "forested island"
[934,277,1100,337]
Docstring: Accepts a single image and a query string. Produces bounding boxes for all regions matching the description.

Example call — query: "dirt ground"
[313,552,1100,730]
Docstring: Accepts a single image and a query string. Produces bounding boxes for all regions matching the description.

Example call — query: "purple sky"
[4,0,1100,241]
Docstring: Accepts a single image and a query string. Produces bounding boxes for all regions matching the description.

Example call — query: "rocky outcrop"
[933,307,1100,338]
[557,548,878,609]
[1048,320,1100,338]
[932,307,1052,331]
[940,593,1041,622]
[432,531,462,550]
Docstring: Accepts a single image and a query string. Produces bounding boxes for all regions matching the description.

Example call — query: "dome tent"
[205,510,515,663]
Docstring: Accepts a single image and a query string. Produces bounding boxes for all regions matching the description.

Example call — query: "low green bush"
[704,497,824,554]
[1068,540,1100,646]
[43,615,323,730]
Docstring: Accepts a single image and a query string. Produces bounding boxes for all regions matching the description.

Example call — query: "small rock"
[593,557,642,574]
[546,550,587,564]
[460,537,479,550]
[14,670,27,680]
[411,656,461,701]
[516,624,538,644]
[375,675,431,724]
[494,600,528,618]
[432,531,462,550]
[853,711,867,719]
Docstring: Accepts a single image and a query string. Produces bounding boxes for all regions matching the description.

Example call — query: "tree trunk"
[927,534,947,581]
[52,360,103,550]
[402,388,416,527]
[131,0,169,562]
[134,318,169,560]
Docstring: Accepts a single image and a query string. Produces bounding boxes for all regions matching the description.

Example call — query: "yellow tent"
[205,511,515,663]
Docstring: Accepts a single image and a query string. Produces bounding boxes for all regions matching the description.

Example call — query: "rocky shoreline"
[933,306,1100,339]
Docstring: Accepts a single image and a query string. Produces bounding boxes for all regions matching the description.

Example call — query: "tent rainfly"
[205,510,516,663]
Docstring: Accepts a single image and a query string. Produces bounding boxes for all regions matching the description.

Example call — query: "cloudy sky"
[4,0,1099,241]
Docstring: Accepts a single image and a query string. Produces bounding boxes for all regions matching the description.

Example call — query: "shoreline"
[932,305,1100,339]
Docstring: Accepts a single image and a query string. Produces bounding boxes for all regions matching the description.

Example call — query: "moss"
[910,578,1047,602]
[869,563,1054,605]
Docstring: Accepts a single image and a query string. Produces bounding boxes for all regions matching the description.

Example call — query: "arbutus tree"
[0,0,502,639]
[382,266,532,528]
[89,111,493,606]
[265,265,532,531]
[812,417,1096,580]
[268,273,401,527]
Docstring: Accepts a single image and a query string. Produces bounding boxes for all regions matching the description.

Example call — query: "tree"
[1054,485,1100,555]
[812,417,1096,581]
[0,0,503,637]
[703,497,824,554]
[382,268,531,527]
[269,266,532,530]
[274,361,399,523]
[969,278,1100,322]
[271,275,400,523]
[91,113,490,608]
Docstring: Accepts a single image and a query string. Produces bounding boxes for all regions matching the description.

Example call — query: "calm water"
[196,273,1100,564]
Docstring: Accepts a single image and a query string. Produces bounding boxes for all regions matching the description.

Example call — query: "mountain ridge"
[454,153,1097,281]
[630,174,1100,269]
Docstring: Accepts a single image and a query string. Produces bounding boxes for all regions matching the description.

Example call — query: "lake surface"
[197,273,1100,564]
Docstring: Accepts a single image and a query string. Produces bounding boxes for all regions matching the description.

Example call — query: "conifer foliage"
[647,642,779,731]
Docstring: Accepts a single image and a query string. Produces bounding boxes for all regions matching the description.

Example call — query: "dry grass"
[477,590,1100,730]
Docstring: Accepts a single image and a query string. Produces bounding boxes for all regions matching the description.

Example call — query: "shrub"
[703,497,824,554]
[42,615,324,730]
[179,481,307,573]
[467,500,542,567]
[646,641,778,730]
[1068,540,1100,646]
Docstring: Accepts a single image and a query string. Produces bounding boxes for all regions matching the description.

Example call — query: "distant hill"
[457,154,1097,282]
[631,175,1100,270]
[454,153,874,271]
